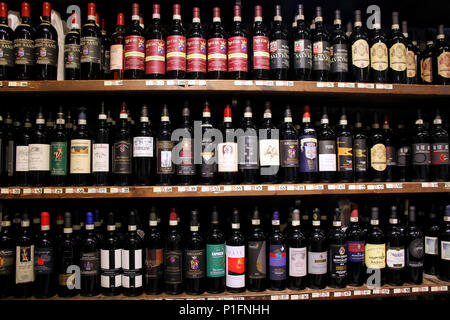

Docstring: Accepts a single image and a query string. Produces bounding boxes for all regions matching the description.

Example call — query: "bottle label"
[431,143,449,165]
[14,38,35,66]
[269,244,286,280]
[145,248,163,279]
[177,138,195,175]
[218,142,238,172]
[113,141,132,174]
[441,241,450,261]
[352,39,370,68]
[145,39,165,75]
[201,139,216,178]
[386,146,396,166]
[100,249,122,289]
[166,35,186,72]
[15,245,34,284]
[252,36,270,70]
[35,38,58,66]
[313,41,330,71]
[407,237,424,268]
[406,50,417,77]
[187,37,207,73]
[365,243,386,268]
[289,247,307,277]
[207,38,227,72]
[64,43,81,69]
[206,244,225,277]
[122,249,143,288]
[0,249,14,275]
[421,57,433,83]
[165,250,183,284]
[133,137,153,158]
[104,49,110,74]
[370,42,388,71]
[58,247,76,287]
[413,143,431,166]
[92,143,109,172]
[354,138,368,172]
[28,144,50,171]
[389,43,407,71]
[386,246,405,269]
[80,251,100,276]
[437,52,450,78]
[226,245,245,288]
[185,249,205,279]
[425,236,438,255]
[318,140,337,172]
[228,36,248,72]
[259,138,279,167]
[294,39,312,69]
[280,139,299,167]
[125,35,145,71]
[238,136,258,169]
[157,140,175,174]
[347,241,365,262]
[337,136,353,172]
[329,244,347,279]
[80,36,101,64]
[270,39,289,70]
[16,145,29,172]
[70,139,91,174]
[370,143,387,171]
[331,43,348,73]
[110,44,124,71]
[308,251,327,275]
[299,136,317,172]
[397,146,410,167]
[50,141,68,176]
[248,241,266,279]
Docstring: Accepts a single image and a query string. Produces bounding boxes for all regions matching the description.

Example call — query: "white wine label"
[28,144,50,171]
[425,236,438,255]
[441,241,450,261]
[92,143,109,172]
[101,274,122,288]
[289,247,307,277]
[100,249,122,269]
[70,139,91,174]
[218,142,238,172]
[15,245,34,284]
[308,251,327,275]
[122,249,143,270]
[16,146,29,172]
[259,139,280,166]
[133,137,154,157]
[225,245,245,288]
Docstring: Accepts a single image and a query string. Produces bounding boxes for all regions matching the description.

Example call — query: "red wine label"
[354,138,368,172]
[80,252,100,276]
[0,39,14,67]
[421,57,433,83]
[337,136,353,172]
[145,248,163,279]
[432,143,449,165]
[166,35,186,72]
[64,43,80,69]
[177,138,195,175]
[110,44,124,71]
[218,142,238,172]
[386,146,396,166]
[406,50,417,77]
[312,41,330,71]
[294,39,312,69]
[226,245,245,288]
[103,48,110,74]
[270,39,290,70]
[352,39,370,68]
[389,43,407,71]
[92,143,109,172]
[228,36,248,72]
[0,248,14,275]
[164,250,182,284]
[269,244,287,281]
[35,247,53,274]
[237,136,258,169]
[145,39,165,75]
[125,35,145,71]
[80,36,101,64]
[207,38,227,72]
[370,42,388,71]
[438,52,450,78]
[113,141,132,174]
[187,37,206,73]
[70,139,91,174]
[15,245,34,284]
[252,36,269,70]
[319,140,337,171]
[35,38,58,66]
[413,143,431,166]
[14,38,35,66]
[280,140,299,167]
[157,140,175,174]
[185,249,205,279]
[348,241,365,262]
[328,244,347,279]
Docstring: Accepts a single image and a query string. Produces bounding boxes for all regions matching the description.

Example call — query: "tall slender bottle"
[330,10,348,81]
[145,4,165,79]
[308,209,327,289]
[259,102,279,183]
[435,24,450,85]
[388,12,407,83]
[207,7,227,79]
[29,108,50,186]
[124,3,145,79]
[14,2,35,80]
[14,212,34,298]
[346,208,365,286]
[3,114,15,185]
[226,209,245,293]
[164,210,183,295]
[70,109,91,186]
[412,110,431,181]
[34,2,58,80]
[92,103,110,186]
[166,4,186,79]
[0,213,14,298]
[247,207,266,292]
[403,21,419,84]
[50,108,67,186]
[287,208,307,290]
[228,5,248,80]
[431,109,449,181]
[206,207,225,293]
[239,103,259,184]
[100,19,111,79]
[439,205,450,281]
[369,112,386,182]
[199,102,217,184]
[122,211,143,296]
[15,115,32,186]
[269,211,287,290]
[383,115,396,182]
[280,106,299,183]
[218,104,238,184]
[110,13,125,80]
[186,7,206,79]
[156,105,175,185]
[293,4,312,80]
[64,11,81,80]
[133,105,153,185]
[0,2,13,80]
[80,211,100,296]
[386,206,405,286]
[328,208,347,288]
[298,106,317,182]
[353,112,369,181]
[370,21,388,83]
[185,210,205,295]
[113,103,132,185]
[270,5,289,80]
[421,30,435,84]
[80,3,101,80]
[424,208,440,275]
[365,207,386,286]
[405,206,424,284]
[349,10,370,82]
[318,107,336,182]
[337,108,353,182]
[397,122,411,181]
[176,104,195,185]
[100,212,122,296]
[144,210,163,294]
[312,7,330,81]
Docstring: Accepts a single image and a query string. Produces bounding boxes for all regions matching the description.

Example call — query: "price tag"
[287,81,294,86]
[207,297,218,300]
[166,80,176,86]
[11,188,21,195]
[198,80,207,86]
[290,295,299,300]
[321,292,330,297]
[402,288,411,293]
[386,183,403,189]
[277,185,287,191]
[280,295,289,300]
[338,82,345,88]
[201,186,210,192]
[234,80,243,86]
[254,185,263,191]
[445,182,450,188]
[382,289,390,294]
[311,292,320,298]
[43,188,52,194]
[328,184,345,190]
[376,184,384,190]
[345,82,355,88]
[178,186,186,192]
[145,80,165,86]
[186,186,197,192]
[333,292,342,297]
[372,289,381,294]
[232,185,243,192]
[244,185,252,191]
[365,83,375,89]
[326,82,334,88]
[384,84,393,89]
[328,184,336,190]
[299,294,309,300]
[298,185,305,191]
[153,187,162,193]
[163,187,173,192]
[363,290,371,295]
[176,80,186,86]
[354,290,362,296]
[314,184,324,190]
[244,80,253,86]
[121,187,130,193]
[87,188,96,194]
[76,188,84,194]
[440,286,448,291]
[375,84,385,89]
[287,185,295,191]
[0,81,2,87]
[104,80,123,86]
[357,83,365,88]
[306,185,314,190]
[53,188,63,194]
[268,185,276,191]
[223,186,232,192]
[110,187,119,193]
[393,288,401,294]
[412,287,420,293]
[264,81,274,86]
[1,188,9,194]
[212,186,221,192]
[270,295,279,300]
[275,81,284,86]
[255,81,264,86]
[343,291,352,297]
[316,82,326,88]
[348,185,356,190]
[187,80,197,86]
[431,286,439,292]
[23,188,31,194]
[421,182,438,188]
[33,188,43,194]
[97,188,107,193]
[421,287,429,292]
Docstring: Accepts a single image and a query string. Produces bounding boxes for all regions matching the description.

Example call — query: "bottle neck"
[22,16,32,25]
[41,15,51,24]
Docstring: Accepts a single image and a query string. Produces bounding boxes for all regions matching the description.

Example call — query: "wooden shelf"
[5,275,449,301]
[0,182,449,199]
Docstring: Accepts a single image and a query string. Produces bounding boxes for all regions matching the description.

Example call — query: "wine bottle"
[312,7,330,81]
[80,3,101,80]
[156,105,175,185]
[228,5,248,80]
[318,107,337,182]
[145,4,165,79]
[70,109,91,186]
[412,110,431,182]
[122,211,143,296]
[330,10,348,82]
[365,207,386,286]
[287,207,307,290]
[164,210,183,294]
[14,1,35,80]
[298,106,317,182]
[386,206,405,286]
[124,3,145,79]
[435,24,450,85]
[269,5,289,80]
[431,109,449,181]
[337,108,353,182]
[14,212,34,298]
[268,211,287,290]
[144,210,163,294]
[346,208,365,286]
[166,3,186,79]
[50,108,67,186]
[92,103,110,186]
[226,209,245,293]
[280,106,299,183]
[0,213,14,298]
[133,105,154,185]
[110,13,125,80]
[349,10,370,82]
[424,207,440,275]
[176,103,195,185]
[45,111,54,137]
[421,30,435,84]
[80,211,100,296]
[207,7,227,79]
[185,210,205,295]
[206,207,225,293]
[199,101,217,184]
[396,122,411,182]
[308,209,327,289]
[328,208,347,288]
[247,207,266,292]
[383,115,396,182]
[370,20,388,83]
[29,108,50,186]
[239,102,259,184]
[99,212,121,296]
[259,101,279,183]
[15,113,31,186]
[218,104,238,184]
[439,205,450,281]
[186,7,206,79]
[100,19,111,79]
[64,11,81,80]
[388,12,407,83]
[3,113,14,185]
[113,103,132,185]
[402,21,419,84]
[369,112,386,182]
[353,112,369,182]
[293,4,312,80]
[405,206,424,284]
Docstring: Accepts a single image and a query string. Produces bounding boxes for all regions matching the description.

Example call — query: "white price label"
[445,182,450,188]
[97,188,107,193]
[212,186,221,192]
[363,290,371,295]
[290,295,299,300]
[223,186,232,192]
[234,80,243,86]
[54,188,63,194]
[43,188,52,194]
[287,81,294,86]
[316,82,326,88]
[110,187,119,193]
[76,188,85,194]
[393,288,401,294]
[345,82,356,88]
[87,188,96,194]
[268,185,276,191]
[422,182,438,188]
[177,186,186,192]
[440,286,448,291]
[275,81,285,86]
[1,188,9,194]
[244,185,252,191]
[412,287,420,293]
[254,185,263,191]
[299,294,309,300]
[277,185,287,191]
[33,188,42,194]
[384,84,393,89]
[334,292,342,297]
[163,187,173,192]
[287,185,295,191]
[365,83,375,89]
[343,291,352,297]
[264,81,274,86]
[403,288,411,293]
[104,80,122,86]
[306,185,314,190]
[271,295,279,300]
[321,292,330,297]
[121,187,130,193]
[187,186,197,192]
[153,187,162,193]
[201,186,210,192]
[146,80,165,86]
[176,80,186,86]
[326,82,334,88]
[198,80,207,86]
[166,80,176,86]
[338,82,345,88]
[187,80,197,86]
[421,287,429,292]
[298,185,305,191]
[354,290,362,296]
[357,83,365,88]
[11,188,21,195]
[311,292,320,298]
[382,289,390,294]
[376,84,384,89]
[65,188,74,194]
[23,188,31,194]
[255,81,264,86]
[232,185,242,192]
[431,286,439,292]
[372,289,381,294]
[280,295,289,300]
[314,185,324,190]
[244,80,253,86]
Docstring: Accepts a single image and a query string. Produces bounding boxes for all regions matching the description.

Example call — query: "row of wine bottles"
[1,2,449,84]
[1,202,449,298]
[0,101,448,186]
